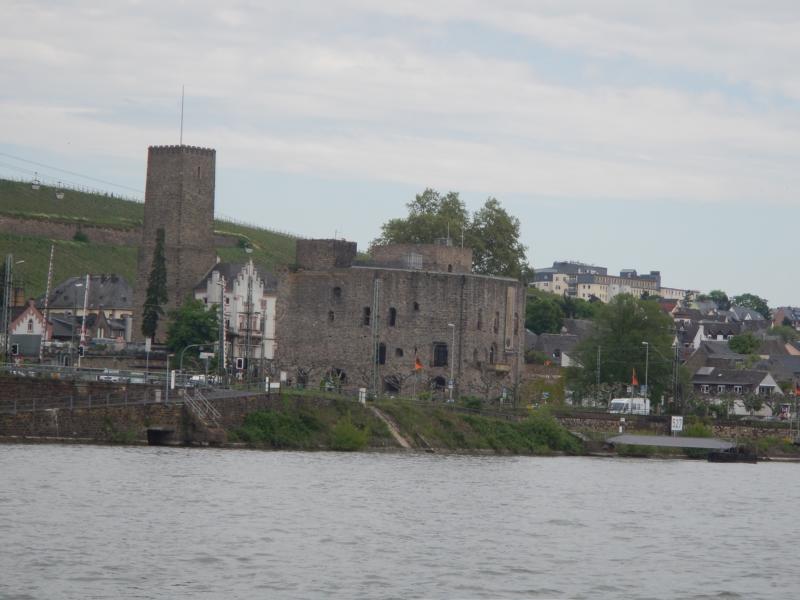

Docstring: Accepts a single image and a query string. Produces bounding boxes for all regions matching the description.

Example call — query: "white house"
[195,260,277,371]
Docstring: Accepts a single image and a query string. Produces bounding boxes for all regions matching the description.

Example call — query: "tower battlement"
[148,145,216,157]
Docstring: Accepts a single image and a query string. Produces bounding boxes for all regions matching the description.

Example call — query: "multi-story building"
[194,260,277,372]
[533,261,691,303]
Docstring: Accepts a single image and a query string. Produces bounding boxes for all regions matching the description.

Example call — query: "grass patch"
[376,401,583,455]
[330,415,369,451]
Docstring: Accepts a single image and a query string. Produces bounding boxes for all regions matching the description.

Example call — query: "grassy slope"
[377,401,583,454]
[0,179,296,297]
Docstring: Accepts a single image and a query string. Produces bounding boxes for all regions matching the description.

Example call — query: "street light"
[179,343,214,375]
[447,323,456,403]
[642,341,650,407]
[71,281,84,367]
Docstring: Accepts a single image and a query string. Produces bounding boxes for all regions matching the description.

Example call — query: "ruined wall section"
[276,261,524,399]
[369,243,473,273]
[133,145,216,340]
[296,239,357,270]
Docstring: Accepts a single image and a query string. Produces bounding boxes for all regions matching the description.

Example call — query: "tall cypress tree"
[141,228,168,339]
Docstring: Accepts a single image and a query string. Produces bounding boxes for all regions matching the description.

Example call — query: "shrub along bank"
[229,398,391,451]
[376,402,583,455]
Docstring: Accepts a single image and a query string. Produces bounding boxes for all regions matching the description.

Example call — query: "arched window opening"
[332,287,342,302]
[433,342,448,367]
[328,311,335,322]
[477,308,483,331]
[413,301,420,312]
[377,343,387,365]
[389,307,397,327]
[362,307,371,326]
[395,348,404,358]
[489,343,496,365]
[384,375,401,394]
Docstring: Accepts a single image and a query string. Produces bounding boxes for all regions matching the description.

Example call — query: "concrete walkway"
[370,406,413,449]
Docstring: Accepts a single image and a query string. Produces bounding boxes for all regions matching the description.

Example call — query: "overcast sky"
[2,1,799,305]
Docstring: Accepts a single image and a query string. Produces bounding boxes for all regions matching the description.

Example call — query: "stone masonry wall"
[369,244,472,273]
[133,145,217,341]
[296,239,358,270]
[276,262,525,400]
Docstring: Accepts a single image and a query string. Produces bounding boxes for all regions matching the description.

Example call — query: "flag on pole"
[414,356,424,371]
[631,368,639,386]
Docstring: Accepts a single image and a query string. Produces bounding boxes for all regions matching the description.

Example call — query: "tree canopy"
[568,294,676,405]
[697,289,730,311]
[166,298,219,367]
[525,290,565,335]
[731,293,771,320]
[141,228,168,340]
[374,188,529,279]
[729,332,761,355]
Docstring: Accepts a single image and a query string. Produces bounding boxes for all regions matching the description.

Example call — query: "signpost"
[671,416,684,436]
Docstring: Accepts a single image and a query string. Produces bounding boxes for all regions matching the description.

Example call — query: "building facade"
[275,240,525,401]
[194,260,277,372]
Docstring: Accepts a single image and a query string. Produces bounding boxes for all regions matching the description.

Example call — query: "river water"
[1,445,798,600]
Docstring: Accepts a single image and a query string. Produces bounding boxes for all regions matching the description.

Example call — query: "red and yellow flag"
[631,368,639,386]
[414,357,424,371]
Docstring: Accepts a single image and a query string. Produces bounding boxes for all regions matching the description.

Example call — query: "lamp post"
[447,322,456,403]
[642,341,650,408]
[215,281,225,384]
[180,343,214,376]
[71,281,84,367]
[165,353,174,404]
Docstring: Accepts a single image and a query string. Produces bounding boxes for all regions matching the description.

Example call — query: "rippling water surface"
[1,444,799,599]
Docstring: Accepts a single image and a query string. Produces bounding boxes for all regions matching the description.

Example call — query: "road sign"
[145,337,152,353]
[671,416,684,433]
[199,352,215,360]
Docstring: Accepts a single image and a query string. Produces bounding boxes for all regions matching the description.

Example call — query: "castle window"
[197,166,201,179]
[395,348,404,358]
[384,375,401,393]
[328,311,335,323]
[332,287,342,302]
[433,342,448,367]
[493,312,499,334]
[489,344,496,365]
[473,348,478,363]
[447,264,453,273]
[377,343,387,365]
[413,301,420,312]
[514,312,519,335]
[477,309,483,331]
[362,307,371,326]
[389,307,397,327]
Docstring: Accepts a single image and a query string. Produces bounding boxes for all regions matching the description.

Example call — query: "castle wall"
[275,261,525,400]
[369,243,472,273]
[133,145,217,340]
[296,239,358,270]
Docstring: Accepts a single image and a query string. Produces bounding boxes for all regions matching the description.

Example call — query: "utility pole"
[1,254,12,360]
[370,278,381,399]
[244,263,254,383]
[595,345,601,406]
[39,244,55,363]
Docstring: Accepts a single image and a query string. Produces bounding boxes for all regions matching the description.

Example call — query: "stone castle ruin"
[276,239,525,400]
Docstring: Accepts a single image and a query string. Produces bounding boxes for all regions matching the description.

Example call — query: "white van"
[608,397,650,415]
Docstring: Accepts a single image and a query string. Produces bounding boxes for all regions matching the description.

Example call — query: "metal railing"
[0,389,174,415]
[184,389,221,427]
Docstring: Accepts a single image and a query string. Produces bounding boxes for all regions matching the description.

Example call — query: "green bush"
[682,420,712,458]
[73,229,89,243]
[462,397,482,411]
[331,416,369,451]
[236,409,321,448]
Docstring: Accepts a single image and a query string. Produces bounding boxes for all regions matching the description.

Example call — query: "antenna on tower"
[179,85,185,146]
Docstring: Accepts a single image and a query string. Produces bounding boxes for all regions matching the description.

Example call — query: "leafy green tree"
[697,289,731,311]
[569,295,675,406]
[141,228,168,340]
[468,198,528,279]
[741,394,764,415]
[731,293,771,320]
[375,188,469,246]
[729,332,760,355]
[771,325,799,343]
[559,294,600,320]
[374,188,529,278]
[166,298,219,366]
[525,290,564,334]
